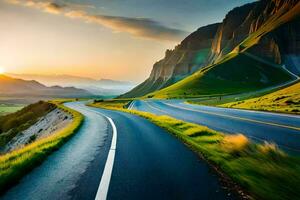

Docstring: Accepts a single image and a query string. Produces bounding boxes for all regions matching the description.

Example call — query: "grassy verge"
[0,99,83,193]
[185,86,283,106]
[90,100,300,200]
[221,82,300,115]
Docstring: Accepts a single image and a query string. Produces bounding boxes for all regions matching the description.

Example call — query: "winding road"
[131,100,300,155]
[1,102,235,200]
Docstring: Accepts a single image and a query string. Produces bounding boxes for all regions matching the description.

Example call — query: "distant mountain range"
[7,74,137,95]
[122,0,300,98]
[0,75,91,98]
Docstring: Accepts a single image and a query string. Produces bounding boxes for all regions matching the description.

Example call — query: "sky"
[0,0,254,82]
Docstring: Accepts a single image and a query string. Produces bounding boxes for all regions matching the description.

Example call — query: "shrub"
[221,134,250,154]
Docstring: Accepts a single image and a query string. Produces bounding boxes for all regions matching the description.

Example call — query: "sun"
[0,67,5,74]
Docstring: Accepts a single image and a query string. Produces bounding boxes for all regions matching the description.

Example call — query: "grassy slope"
[149,53,293,98]
[0,99,83,193]
[90,100,300,200]
[0,104,24,116]
[0,101,56,147]
[221,81,300,114]
[147,3,300,99]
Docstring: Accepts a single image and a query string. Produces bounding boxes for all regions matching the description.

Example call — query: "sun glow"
[0,67,5,74]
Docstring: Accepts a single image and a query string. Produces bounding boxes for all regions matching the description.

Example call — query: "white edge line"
[282,64,299,80]
[128,100,135,110]
[95,115,117,200]
[128,101,132,110]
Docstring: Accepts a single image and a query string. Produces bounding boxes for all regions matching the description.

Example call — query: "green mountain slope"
[122,0,300,99]
[148,53,294,98]
[120,23,220,98]
[221,81,300,114]
[146,0,300,99]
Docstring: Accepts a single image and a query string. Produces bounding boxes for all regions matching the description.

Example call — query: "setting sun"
[0,67,5,74]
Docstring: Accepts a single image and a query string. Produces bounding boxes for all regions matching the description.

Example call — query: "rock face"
[3,108,72,153]
[209,0,300,74]
[123,0,300,98]
[121,23,220,97]
[153,23,220,80]
[209,2,256,62]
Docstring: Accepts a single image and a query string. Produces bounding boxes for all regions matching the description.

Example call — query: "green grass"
[187,96,246,106]
[221,81,300,114]
[149,53,293,99]
[0,104,24,116]
[90,100,300,200]
[0,99,83,193]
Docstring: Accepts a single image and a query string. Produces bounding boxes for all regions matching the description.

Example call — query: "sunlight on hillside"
[222,82,300,114]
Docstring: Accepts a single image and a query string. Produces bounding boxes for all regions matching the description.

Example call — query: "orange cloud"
[6,0,188,41]
[7,0,64,14]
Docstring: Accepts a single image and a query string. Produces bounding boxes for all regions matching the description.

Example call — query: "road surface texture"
[1,102,235,200]
[131,100,300,155]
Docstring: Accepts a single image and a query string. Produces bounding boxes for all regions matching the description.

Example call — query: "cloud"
[6,0,188,41]
[7,0,64,14]
[66,10,188,41]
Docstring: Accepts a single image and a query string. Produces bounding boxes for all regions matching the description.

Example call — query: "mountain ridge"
[123,0,300,98]
[0,75,91,97]
[120,23,220,98]
[7,73,136,95]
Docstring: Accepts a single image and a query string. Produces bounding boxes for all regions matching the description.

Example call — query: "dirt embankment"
[3,108,72,153]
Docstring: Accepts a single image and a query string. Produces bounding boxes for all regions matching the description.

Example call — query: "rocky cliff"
[210,0,300,74]
[121,23,219,98]
[123,0,300,98]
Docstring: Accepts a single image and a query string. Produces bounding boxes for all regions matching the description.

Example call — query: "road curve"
[1,102,111,200]
[89,105,235,200]
[131,100,300,155]
[0,102,235,200]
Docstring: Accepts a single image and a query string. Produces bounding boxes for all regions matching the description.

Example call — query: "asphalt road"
[1,102,235,200]
[131,100,300,155]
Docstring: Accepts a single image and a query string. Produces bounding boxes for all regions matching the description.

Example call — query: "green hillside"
[222,81,300,114]
[148,53,293,98]
[147,2,300,99]
[123,48,213,98]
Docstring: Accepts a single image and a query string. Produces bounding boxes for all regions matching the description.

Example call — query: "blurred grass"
[90,100,300,200]
[0,99,83,193]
